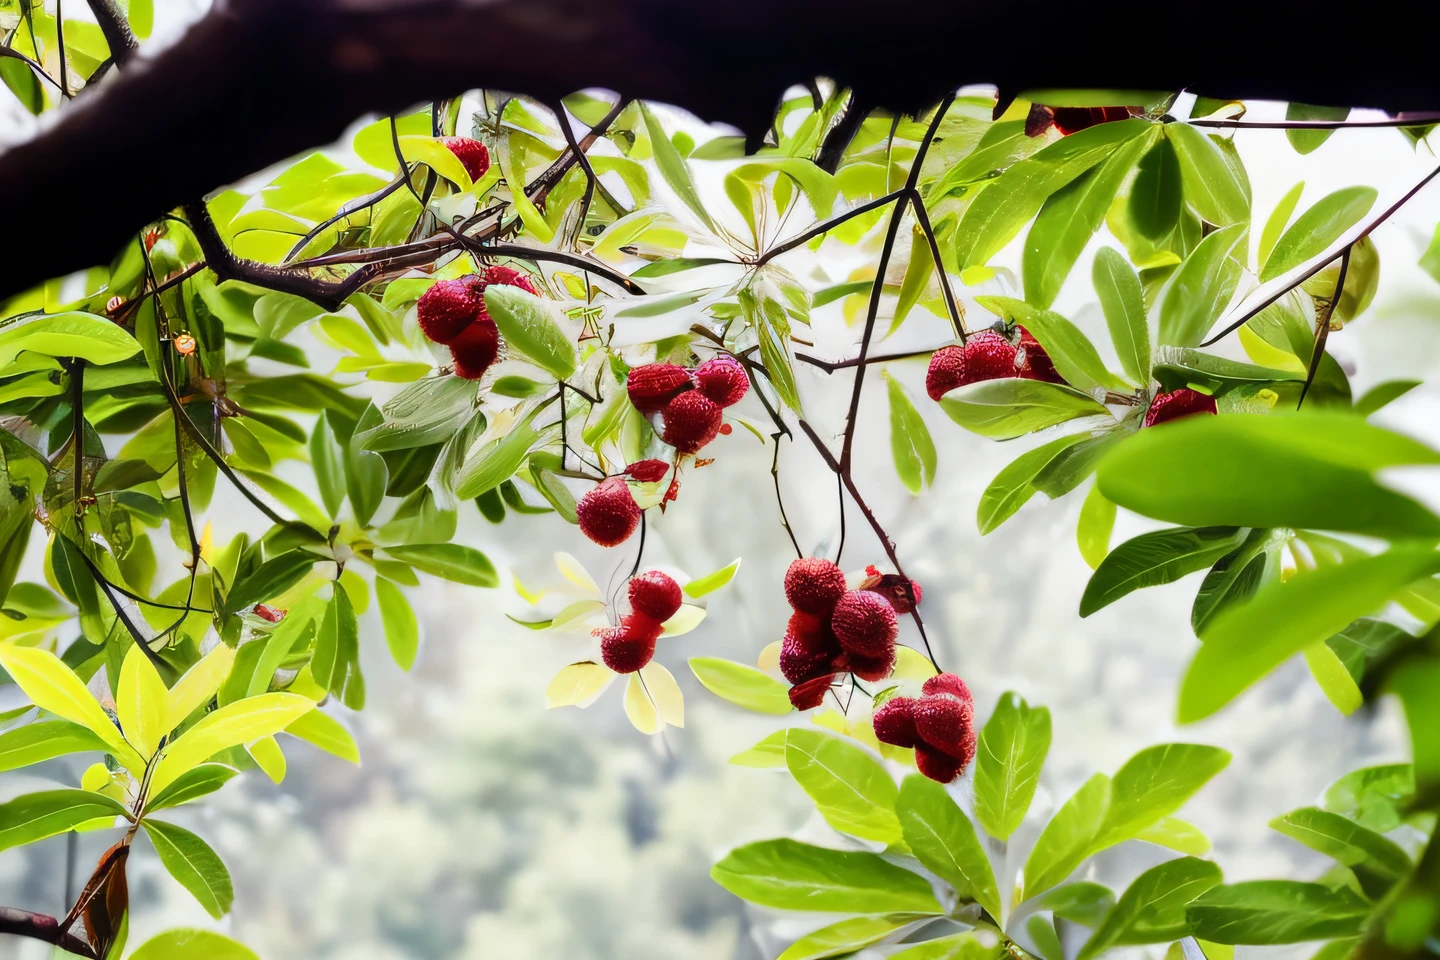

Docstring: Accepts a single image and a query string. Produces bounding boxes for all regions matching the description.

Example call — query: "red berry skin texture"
[417,277,483,344]
[964,330,1024,382]
[695,356,750,407]
[1144,388,1218,428]
[600,629,657,673]
[926,345,966,400]
[916,743,965,784]
[830,590,899,658]
[485,263,538,295]
[660,391,722,454]
[922,673,973,705]
[780,612,841,684]
[627,363,694,415]
[449,319,500,380]
[843,647,896,682]
[629,571,682,622]
[784,558,847,615]
[872,696,920,748]
[1052,105,1131,136]
[439,136,492,181]
[788,674,834,710]
[1016,326,1064,383]
[576,477,641,547]
[619,612,664,643]
[625,459,670,483]
[914,695,976,763]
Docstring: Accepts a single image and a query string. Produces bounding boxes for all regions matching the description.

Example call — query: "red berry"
[484,264,538,295]
[788,674,834,711]
[784,558,847,615]
[576,477,641,547]
[449,318,500,380]
[922,673,973,704]
[1016,326,1064,383]
[627,363,694,414]
[253,604,285,623]
[718,423,733,436]
[1144,388,1218,428]
[780,612,841,684]
[857,570,924,614]
[914,695,976,763]
[660,391,722,454]
[599,629,657,673]
[625,459,669,483]
[915,743,965,783]
[924,331,1020,400]
[694,356,749,407]
[439,136,492,181]
[629,570,682,622]
[925,345,966,401]
[872,696,920,748]
[620,612,664,642]
[830,590,899,659]
[1052,106,1132,136]
[417,276,483,345]
[843,647,896,682]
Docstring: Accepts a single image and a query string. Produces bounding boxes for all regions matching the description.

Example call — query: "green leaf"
[1421,222,1440,285]
[1095,412,1440,540]
[1305,642,1364,715]
[1167,124,1251,227]
[309,412,347,519]
[1080,526,1246,617]
[358,376,476,453]
[116,643,168,761]
[1353,380,1422,417]
[711,839,942,913]
[1129,135,1183,240]
[940,379,1109,440]
[381,543,498,587]
[151,693,316,795]
[1077,484,1116,569]
[887,933,1000,960]
[973,691,1051,841]
[1181,544,1440,722]
[684,559,741,598]
[1323,764,1414,833]
[311,583,364,710]
[1044,882,1116,927]
[284,709,361,764]
[484,285,578,379]
[776,915,921,960]
[1096,743,1232,848]
[1079,857,1224,958]
[1134,817,1211,854]
[639,101,716,231]
[0,719,110,774]
[785,729,902,844]
[1191,528,1282,636]
[978,297,1128,392]
[129,929,258,960]
[453,407,542,500]
[896,774,1000,917]
[1187,881,1370,943]
[143,819,234,919]
[1269,806,1411,882]
[0,789,129,852]
[689,657,793,715]
[0,313,142,366]
[1286,104,1351,155]
[223,551,315,618]
[1261,187,1378,282]
[977,434,1089,534]
[885,371,936,495]
[144,764,240,813]
[1092,247,1152,386]
[0,645,141,771]
[1258,181,1305,273]
[1158,222,1248,347]
[375,577,419,670]
[1023,773,1111,900]
[731,730,788,767]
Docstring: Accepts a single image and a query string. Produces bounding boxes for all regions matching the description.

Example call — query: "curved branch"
[0,907,98,960]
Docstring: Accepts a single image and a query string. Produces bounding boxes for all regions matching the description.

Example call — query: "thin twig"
[1298,245,1350,409]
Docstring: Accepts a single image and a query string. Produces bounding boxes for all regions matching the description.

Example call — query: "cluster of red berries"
[925,325,1063,401]
[626,357,749,454]
[1143,388,1217,427]
[779,559,922,710]
[440,136,491,181]
[872,673,977,784]
[416,264,538,381]
[593,570,683,673]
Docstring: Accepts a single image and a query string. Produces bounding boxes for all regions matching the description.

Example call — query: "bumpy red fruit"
[964,330,1023,381]
[661,391,722,453]
[1144,388,1218,428]
[1016,326,1064,383]
[627,363,694,414]
[780,612,841,684]
[1052,105,1132,136]
[629,571,682,622]
[788,674,834,710]
[784,558,847,615]
[417,277,483,344]
[440,136,492,181]
[694,356,749,407]
[915,743,965,783]
[830,590,899,658]
[484,264,538,295]
[872,696,920,748]
[576,477,641,547]
[449,319,501,380]
[625,459,669,483]
[914,695,976,762]
[599,629,657,673]
[925,346,966,401]
[842,647,896,682]
[922,673,973,705]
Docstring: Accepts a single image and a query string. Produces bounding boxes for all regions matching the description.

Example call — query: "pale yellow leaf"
[554,552,600,596]
[892,645,939,681]
[549,599,607,632]
[116,643,169,760]
[151,693,316,795]
[757,640,782,674]
[248,736,287,783]
[165,644,236,732]
[0,645,143,771]
[624,673,660,734]
[545,661,615,708]
[660,604,706,637]
[641,662,684,729]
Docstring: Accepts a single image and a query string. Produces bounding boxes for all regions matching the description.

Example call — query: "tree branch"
[0,907,98,960]
[84,0,139,67]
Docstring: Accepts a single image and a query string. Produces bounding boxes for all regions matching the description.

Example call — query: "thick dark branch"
[84,0,139,66]
[0,907,98,960]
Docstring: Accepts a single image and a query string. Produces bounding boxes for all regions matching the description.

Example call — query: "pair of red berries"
[780,558,921,710]
[575,458,689,547]
[925,325,1062,401]
[593,570,683,673]
[416,264,538,380]
[626,357,749,454]
[872,673,977,784]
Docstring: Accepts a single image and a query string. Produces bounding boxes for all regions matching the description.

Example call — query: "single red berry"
[484,263,538,295]
[915,743,966,784]
[1144,388,1218,428]
[576,477,641,547]
[922,673,973,705]
[627,363,694,415]
[439,136,492,181]
[872,696,920,748]
[599,629,657,674]
[417,276,483,345]
[625,459,669,483]
[914,695,976,763]
[629,571,682,622]
[718,423,733,436]
[925,345,967,401]
[843,646,896,682]
[784,558,847,615]
[788,673,834,710]
[1016,326,1064,383]
[449,318,501,380]
[661,391,722,454]
[1052,106,1132,136]
[694,356,749,407]
[830,590,899,659]
[964,329,1023,382]
[780,612,841,684]
[253,604,286,623]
